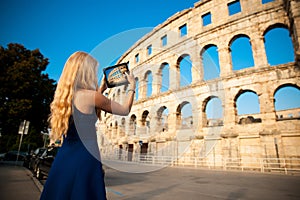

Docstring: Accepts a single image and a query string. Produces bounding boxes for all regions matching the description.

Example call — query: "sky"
[1,0,299,115]
[0,0,198,81]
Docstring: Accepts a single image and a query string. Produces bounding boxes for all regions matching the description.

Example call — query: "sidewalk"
[0,163,42,200]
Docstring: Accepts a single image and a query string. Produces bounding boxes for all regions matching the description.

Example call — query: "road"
[104,166,300,200]
[0,163,41,200]
[1,162,300,200]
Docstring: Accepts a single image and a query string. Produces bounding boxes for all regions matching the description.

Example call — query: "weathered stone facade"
[98,0,300,169]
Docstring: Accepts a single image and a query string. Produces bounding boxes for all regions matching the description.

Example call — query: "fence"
[102,153,300,175]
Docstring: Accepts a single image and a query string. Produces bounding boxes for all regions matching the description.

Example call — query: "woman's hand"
[125,71,136,90]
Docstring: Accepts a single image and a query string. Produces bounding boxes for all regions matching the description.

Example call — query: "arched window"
[157,106,169,132]
[160,63,169,92]
[235,90,261,124]
[114,121,118,139]
[274,85,300,120]
[145,71,152,97]
[205,97,223,126]
[201,45,220,80]
[274,85,300,110]
[119,118,126,137]
[264,26,295,66]
[129,115,137,135]
[141,110,150,134]
[117,89,121,102]
[178,55,192,87]
[230,35,254,70]
[176,102,193,129]
[236,91,260,115]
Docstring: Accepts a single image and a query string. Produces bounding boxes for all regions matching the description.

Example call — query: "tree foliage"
[0,43,56,153]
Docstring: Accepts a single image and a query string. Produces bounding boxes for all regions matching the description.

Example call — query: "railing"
[102,153,300,175]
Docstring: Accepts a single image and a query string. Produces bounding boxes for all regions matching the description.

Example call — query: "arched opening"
[177,54,192,87]
[113,121,118,139]
[135,77,139,100]
[157,106,169,132]
[108,123,113,139]
[264,25,295,66]
[230,35,254,70]
[201,44,220,80]
[145,71,152,97]
[120,118,126,137]
[203,96,223,126]
[235,90,261,124]
[129,115,137,135]
[176,101,193,129]
[274,84,300,120]
[159,63,170,92]
[117,89,121,102]
[141,110,150,134]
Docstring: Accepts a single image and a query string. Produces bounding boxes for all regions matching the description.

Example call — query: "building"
[98,0,300,172]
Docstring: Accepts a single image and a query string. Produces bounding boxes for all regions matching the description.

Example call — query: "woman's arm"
[95,72,136,116]
[97,77,107,94]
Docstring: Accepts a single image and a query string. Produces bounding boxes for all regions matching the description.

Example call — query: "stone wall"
[98,0,300,166]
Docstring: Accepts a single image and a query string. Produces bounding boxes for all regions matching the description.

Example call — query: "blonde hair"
[49,51,98,141]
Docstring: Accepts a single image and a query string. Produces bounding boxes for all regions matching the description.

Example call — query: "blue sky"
[0,0,198,81]
[1,0,299,115]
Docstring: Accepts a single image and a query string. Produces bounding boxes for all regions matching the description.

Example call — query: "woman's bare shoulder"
[74,90,98,113]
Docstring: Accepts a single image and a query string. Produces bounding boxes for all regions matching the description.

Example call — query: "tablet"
[103,63,129,88]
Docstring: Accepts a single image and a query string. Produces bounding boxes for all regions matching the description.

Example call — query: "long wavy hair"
[49,51,98,141]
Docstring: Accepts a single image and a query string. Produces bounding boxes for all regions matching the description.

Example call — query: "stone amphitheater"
[98,0,300,171]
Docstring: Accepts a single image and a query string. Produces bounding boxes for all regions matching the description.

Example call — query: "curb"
[24,168,44,193]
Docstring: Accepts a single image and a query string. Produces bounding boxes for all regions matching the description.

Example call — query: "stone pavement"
[1,162,300,200]
[104,166,300,200]
[0,163,41,200]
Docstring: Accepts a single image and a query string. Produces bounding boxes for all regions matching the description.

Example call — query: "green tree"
[0,43,56,153]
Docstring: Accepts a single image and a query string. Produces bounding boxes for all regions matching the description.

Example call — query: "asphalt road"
[0,163,41,200]
[104,166,300,200]
[1,162,300,200]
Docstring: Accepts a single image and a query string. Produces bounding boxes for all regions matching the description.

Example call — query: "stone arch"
[200,44,220,81]
[129,114,137,135]
[141,110,150,135]
[274,84,300,120]
[263,23,295,66]
[144,70,153,97]
[156,106,169,132]
[202,96,223,127]
[119,117,126,137]
[177,54,192,87]
[176,101,193,129]
[141,110,150,126]
[121,117,126,126]
[229,34,254,70]
[134,77,139,100]
[234,89,262,124]
[123,84,128,93]
[158,62,170,92]
[234,89,260,114]
[109,122,113,139]
[117,88,121,102]
[114,121,118,139]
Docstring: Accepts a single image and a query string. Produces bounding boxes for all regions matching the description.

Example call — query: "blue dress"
[40,106,107,200]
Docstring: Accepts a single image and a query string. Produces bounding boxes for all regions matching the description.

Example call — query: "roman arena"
[97,0,300,173]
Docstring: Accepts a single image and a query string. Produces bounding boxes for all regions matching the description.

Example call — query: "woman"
[40,51,136,200]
